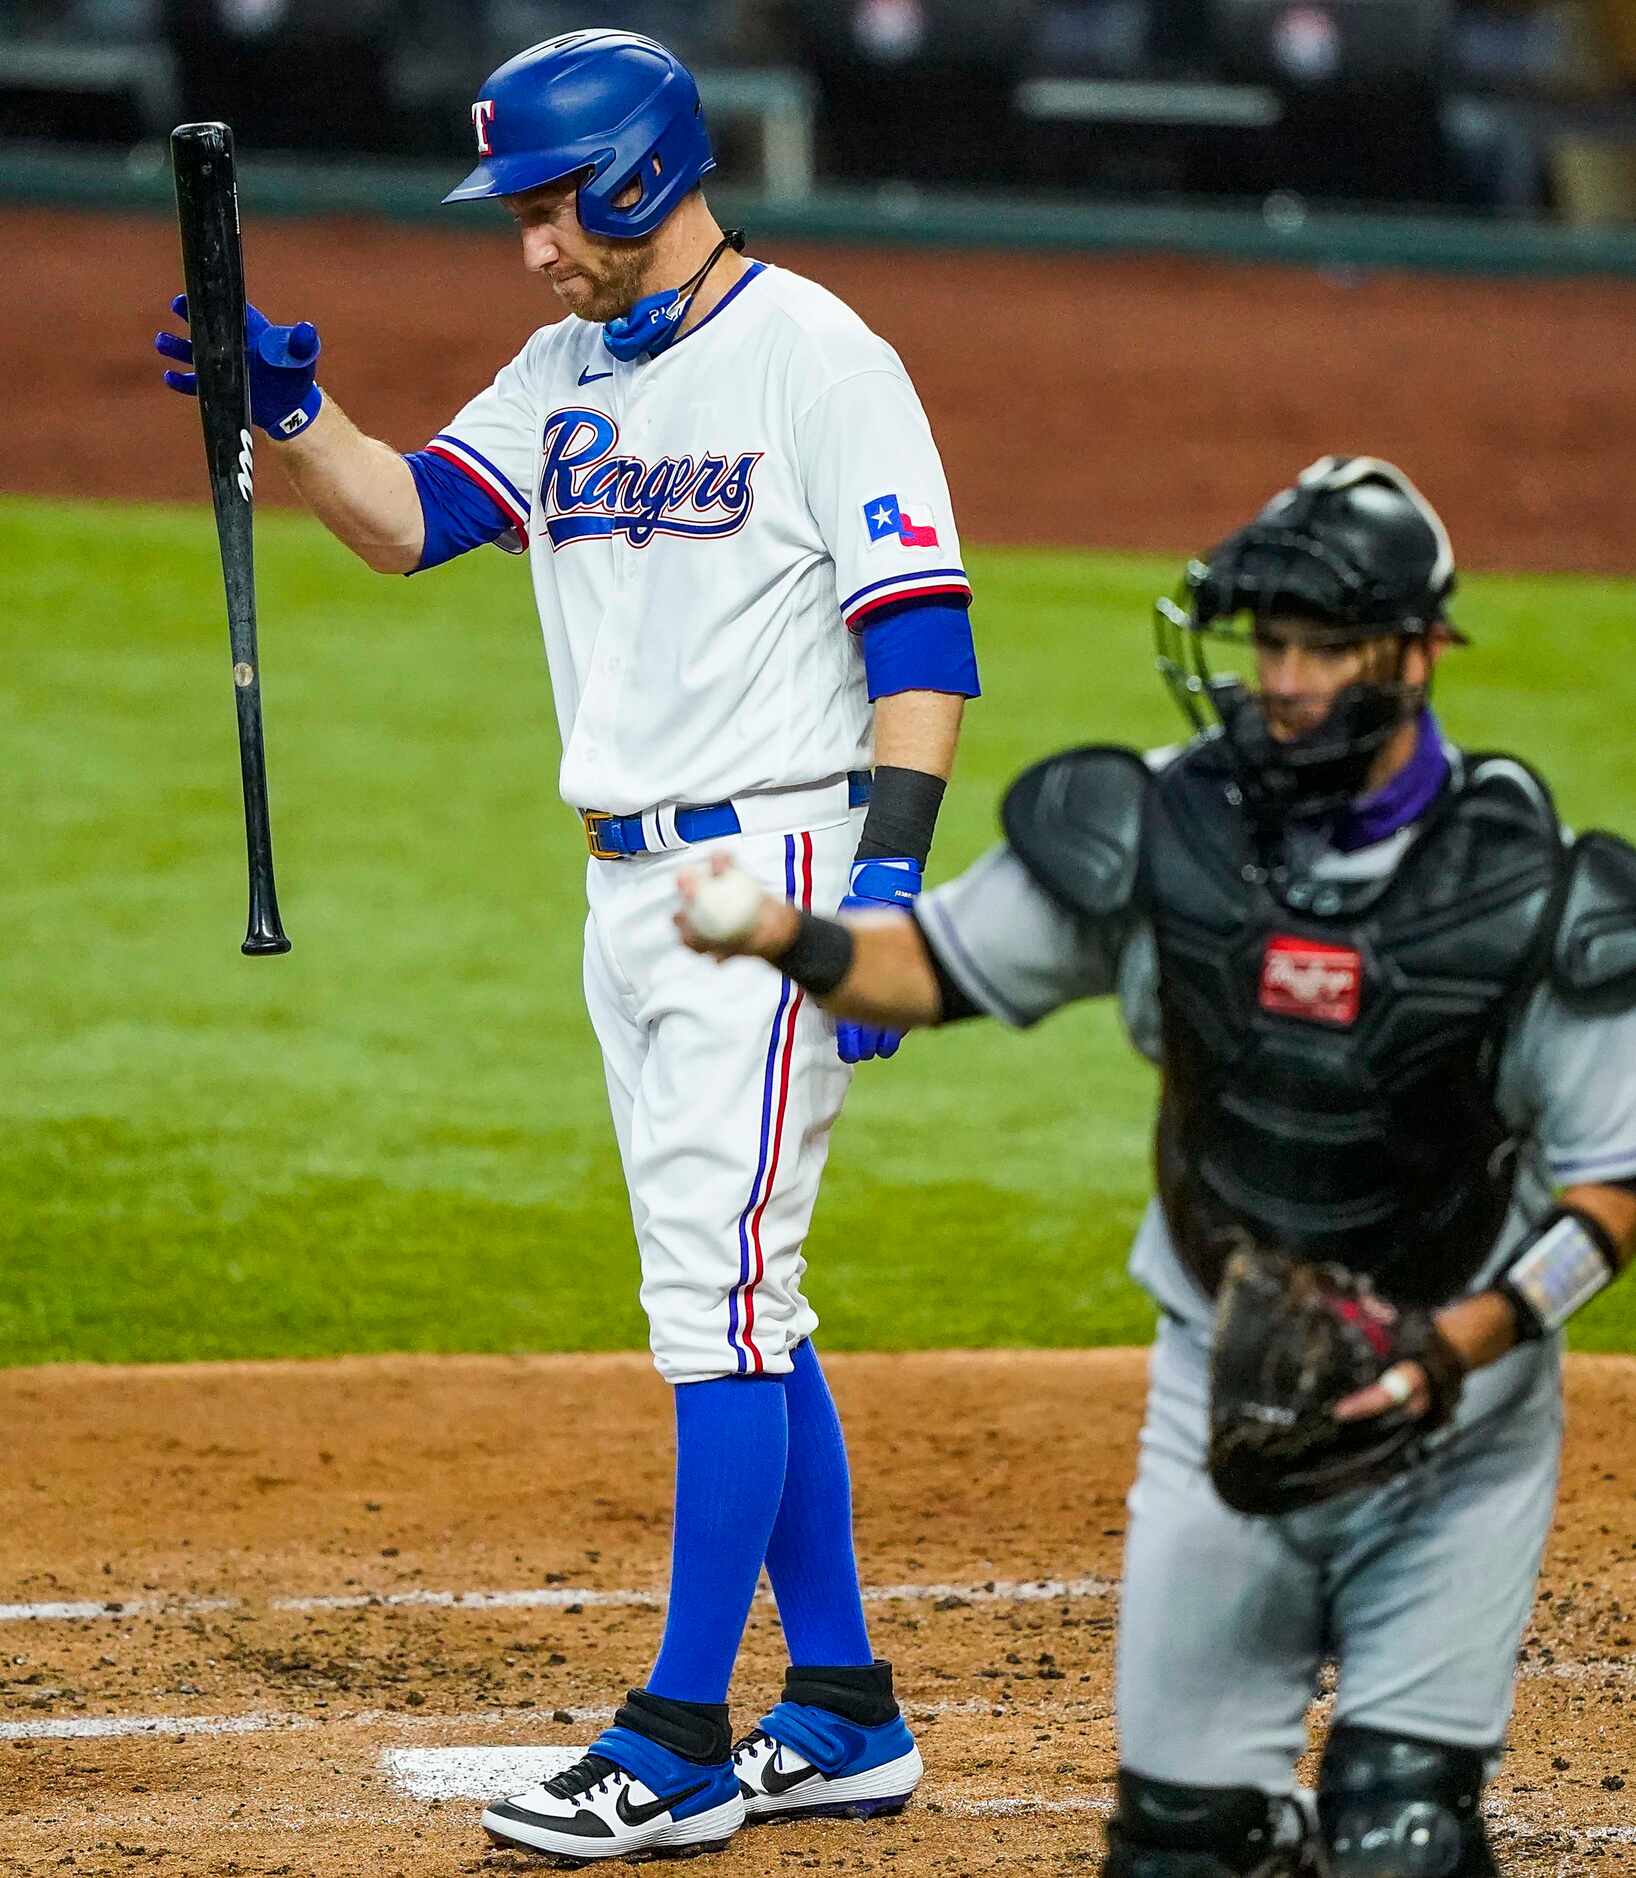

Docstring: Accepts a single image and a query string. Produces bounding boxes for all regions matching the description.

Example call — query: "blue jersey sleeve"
[404,448,515,573]
[857,599,980,701]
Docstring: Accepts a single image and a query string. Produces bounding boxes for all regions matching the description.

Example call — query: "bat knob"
[243,904,291,955]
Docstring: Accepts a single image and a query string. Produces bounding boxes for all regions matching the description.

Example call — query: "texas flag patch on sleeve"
[864,492,940,550]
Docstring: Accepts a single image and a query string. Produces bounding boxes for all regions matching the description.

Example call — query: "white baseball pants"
[582,814,858,1384]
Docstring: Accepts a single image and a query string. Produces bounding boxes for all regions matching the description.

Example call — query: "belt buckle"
[583,810,622,861]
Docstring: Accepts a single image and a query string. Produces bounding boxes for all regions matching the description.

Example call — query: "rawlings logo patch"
[1259,935,1363,1027]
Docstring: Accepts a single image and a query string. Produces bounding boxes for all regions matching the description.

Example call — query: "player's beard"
[556,237,658,325]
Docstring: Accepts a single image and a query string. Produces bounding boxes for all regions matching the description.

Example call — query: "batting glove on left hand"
[155,295,324,440]
[835,857,921,1064]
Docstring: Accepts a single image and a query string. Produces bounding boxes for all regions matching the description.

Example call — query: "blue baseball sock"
[764,1339,874,1666]
[645,1375,789,1708]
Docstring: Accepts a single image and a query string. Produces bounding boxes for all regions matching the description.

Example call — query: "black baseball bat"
[171,121,291,956]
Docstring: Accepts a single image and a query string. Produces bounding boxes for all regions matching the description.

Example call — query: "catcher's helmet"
[444,30,715,240]
[1156,456,1462,823]
[1188,455,1460,642]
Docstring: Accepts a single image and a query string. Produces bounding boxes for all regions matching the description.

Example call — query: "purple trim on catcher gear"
[1547,1146,1636,1182]
[1331,708,1450,852]
[914,894,1030,1029]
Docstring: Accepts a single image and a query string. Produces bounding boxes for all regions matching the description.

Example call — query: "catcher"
[675,455,1636,1876]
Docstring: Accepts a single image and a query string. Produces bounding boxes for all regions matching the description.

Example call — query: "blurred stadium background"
[3,2,1636,1366]
[7,0,1636,218]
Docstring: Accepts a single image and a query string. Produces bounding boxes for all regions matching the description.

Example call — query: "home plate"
[383,1745,586,1800]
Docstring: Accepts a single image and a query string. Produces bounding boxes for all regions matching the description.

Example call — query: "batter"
[155,29,978,1866]
[679,457,1636,1877]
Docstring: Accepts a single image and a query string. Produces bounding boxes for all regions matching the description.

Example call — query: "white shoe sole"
[744,1744,924,1821]
[481,1792,745,1864]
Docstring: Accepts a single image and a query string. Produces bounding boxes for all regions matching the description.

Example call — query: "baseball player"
[154,30,978,1865]
[679,457,1636,1876]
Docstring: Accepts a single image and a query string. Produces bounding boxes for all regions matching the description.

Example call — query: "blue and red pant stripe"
[727,832,814,1374]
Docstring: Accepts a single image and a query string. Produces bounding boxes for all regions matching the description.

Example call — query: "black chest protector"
[1002,738,1587,1307]
[1142,742,1565,1302]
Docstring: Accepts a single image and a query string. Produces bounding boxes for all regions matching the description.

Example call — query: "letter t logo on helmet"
[442,30,716,241]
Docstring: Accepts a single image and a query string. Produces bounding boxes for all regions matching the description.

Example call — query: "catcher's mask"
[1155,456,1464,825]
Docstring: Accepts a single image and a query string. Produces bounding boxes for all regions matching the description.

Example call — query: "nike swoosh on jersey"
[578,366,614,385]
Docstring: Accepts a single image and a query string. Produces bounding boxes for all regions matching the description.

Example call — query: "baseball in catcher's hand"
[675,856,791,959]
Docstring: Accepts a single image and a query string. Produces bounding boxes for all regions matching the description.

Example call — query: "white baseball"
[687,864,767,945]
[1378,1365,1415,1407]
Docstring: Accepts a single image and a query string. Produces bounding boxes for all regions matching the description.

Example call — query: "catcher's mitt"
[1207,1248,1466,1516]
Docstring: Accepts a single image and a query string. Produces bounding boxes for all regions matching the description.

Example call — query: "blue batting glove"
[155,294,324,440]
[834,856,922,1065]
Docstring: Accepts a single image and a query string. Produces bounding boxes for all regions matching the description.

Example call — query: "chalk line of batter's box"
[1,1651,1627,1744]
[0,1596,238,1623]
[0,1573,1115,1624]
[0,1693,1021,1746]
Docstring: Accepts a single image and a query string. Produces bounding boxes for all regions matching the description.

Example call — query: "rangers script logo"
[539,408,762,550]
[1258,934,1363,1027]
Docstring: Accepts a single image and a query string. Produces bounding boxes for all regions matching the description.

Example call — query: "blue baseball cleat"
[733,1702,923,1823]
[483,1729,744,1865]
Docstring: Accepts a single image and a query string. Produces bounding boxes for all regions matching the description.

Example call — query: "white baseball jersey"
[426,262,972,815]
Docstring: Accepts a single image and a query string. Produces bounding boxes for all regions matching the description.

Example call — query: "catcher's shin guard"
[1317,1725,1499,1876]
[1101,1769,1308,1876]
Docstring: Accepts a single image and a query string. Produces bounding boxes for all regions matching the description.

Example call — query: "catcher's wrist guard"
[1497,1205,1621,1340]
[1208,1249,1466,1517]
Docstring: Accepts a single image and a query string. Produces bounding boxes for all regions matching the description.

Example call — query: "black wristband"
[777,910,855,996]
[857,764,947,867]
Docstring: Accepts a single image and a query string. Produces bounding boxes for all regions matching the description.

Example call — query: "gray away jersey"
[917,754,1636,1348]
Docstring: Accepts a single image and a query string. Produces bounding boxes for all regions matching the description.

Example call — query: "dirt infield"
[2,1353,1634,1876]
[7,203,1636,570]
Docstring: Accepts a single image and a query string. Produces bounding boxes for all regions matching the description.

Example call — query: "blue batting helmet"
[444,30,715,239]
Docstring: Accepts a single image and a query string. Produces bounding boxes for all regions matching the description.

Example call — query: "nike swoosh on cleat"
[614,1778,709,1828]
[578,367,614,385]
[760,1757,824,1797]
[484,1797,614,1840]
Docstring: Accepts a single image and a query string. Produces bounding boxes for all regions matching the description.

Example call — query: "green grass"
[3,494,1635,1364]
